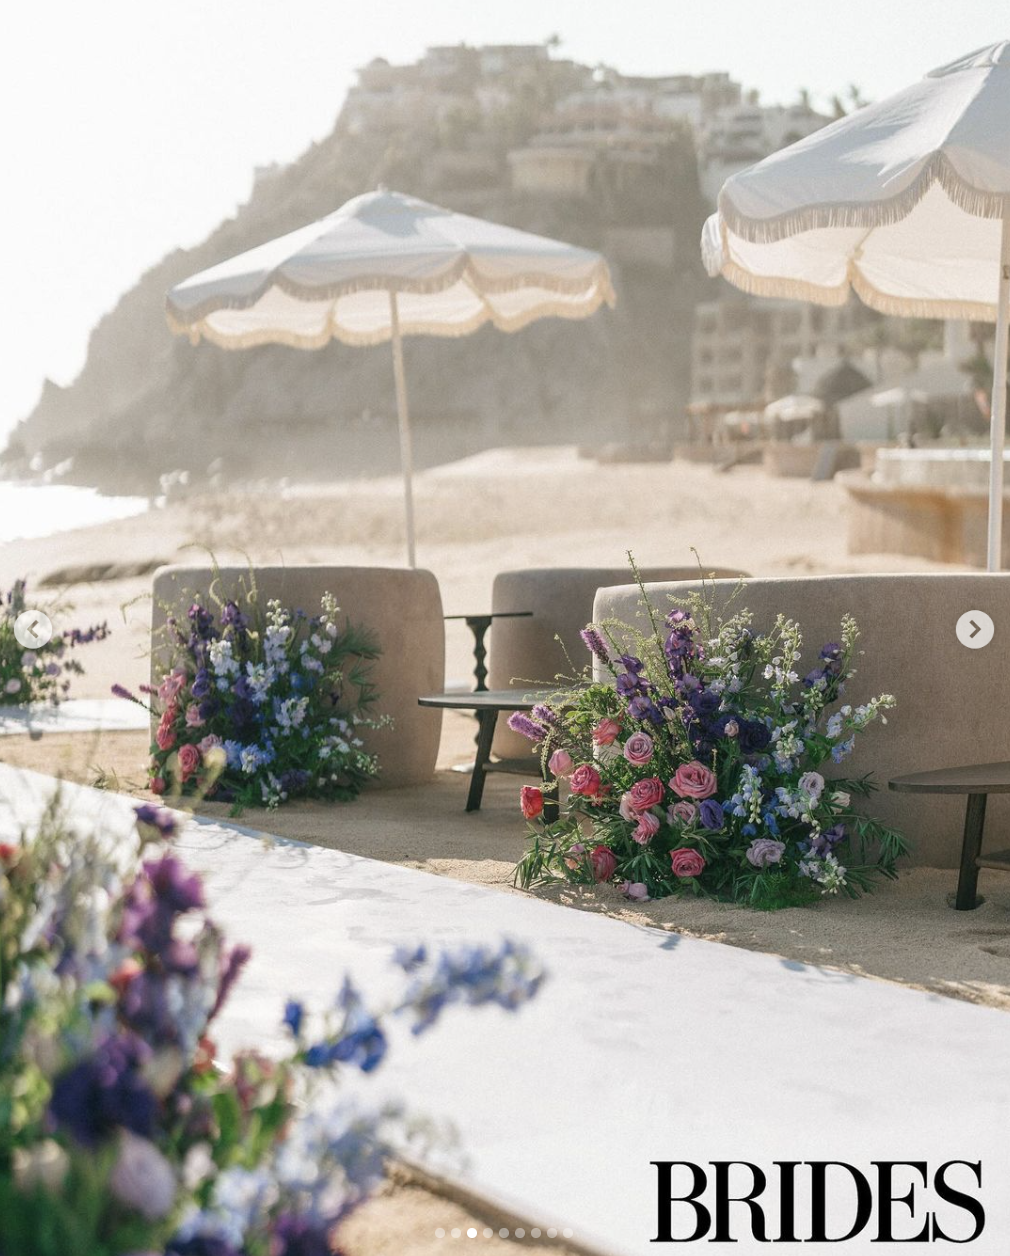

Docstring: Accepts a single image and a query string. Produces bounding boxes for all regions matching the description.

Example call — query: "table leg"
[466,709,498,812]
[465,615,493,694]
[954,793,987,910]
[540,760,559,824]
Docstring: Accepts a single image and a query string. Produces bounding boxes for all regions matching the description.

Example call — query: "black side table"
[419,688,562,816]
[889,761,1010,909]
[444,610,532,693]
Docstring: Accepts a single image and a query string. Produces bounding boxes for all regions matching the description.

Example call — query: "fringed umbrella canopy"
[167,188,614,349]
[166,189,615,565]
[702,41,1010,568]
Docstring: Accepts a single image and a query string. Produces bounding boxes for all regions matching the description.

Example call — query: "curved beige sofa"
[594,573,1010,868]
[151,566,444,790]
[489,565,746,759]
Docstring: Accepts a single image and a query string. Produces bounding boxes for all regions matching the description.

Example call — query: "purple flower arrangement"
[512,579,907,909]
[115,588,384,809]
[0,803,543,1256]
[0,578,108,705]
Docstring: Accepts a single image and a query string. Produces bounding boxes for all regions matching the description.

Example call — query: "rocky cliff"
[4,51,710,494]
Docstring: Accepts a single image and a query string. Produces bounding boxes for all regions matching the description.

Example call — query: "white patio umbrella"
[702,41,1010,569]
[166,189,615,566]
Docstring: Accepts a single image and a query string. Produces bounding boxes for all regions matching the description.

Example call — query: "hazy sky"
[1,1,1005,441]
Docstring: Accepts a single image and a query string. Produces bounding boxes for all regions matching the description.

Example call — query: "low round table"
[889,761,1010,909]
[419,688,564,814]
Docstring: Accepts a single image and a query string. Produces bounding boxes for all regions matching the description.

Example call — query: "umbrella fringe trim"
[713,254,999,322]
[166,286,615,350]
[166,258,616,328]
[717,151,1010,244]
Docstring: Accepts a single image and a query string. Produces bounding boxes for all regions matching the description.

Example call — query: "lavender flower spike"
[111,682,143,706]
[580,626,610,665]
[531,703,559,728]
[507,711,547,742]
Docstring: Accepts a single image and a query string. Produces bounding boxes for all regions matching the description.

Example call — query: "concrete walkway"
[0,698,149,736]
[1,765,1008,1255]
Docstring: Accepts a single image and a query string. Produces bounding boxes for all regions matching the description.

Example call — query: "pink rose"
[548,748,573,777]
[670,847,706,878]
[155,704,178,752]
[619,792,639,822]
[668,800,697,825]
[620,880,651,902]
[197,734,222,756]
[592,717,622,746]
[623,731,654,766]
[633,812,660,845]
[570,764,603,797]
[628,777,664,812]
[184,705,205,728]
[590,844,617,882]
[157,669,187,705]
[520,786,544,820]
[150,777,166,795]
[670,761,718,800]
[177,743,201,781]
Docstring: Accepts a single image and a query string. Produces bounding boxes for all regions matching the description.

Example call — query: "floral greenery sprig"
[0,579,108,705]
[115,581,386,810]
[0,799,543,1256]
[511,568,907,910]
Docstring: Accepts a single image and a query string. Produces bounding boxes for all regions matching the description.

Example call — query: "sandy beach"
[0,448,957,702]
[3,449,1005,1252]
[4,450,1005,1013]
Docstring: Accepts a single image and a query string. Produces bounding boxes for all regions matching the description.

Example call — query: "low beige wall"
[840,470,1010,568]
[489,566,746,758]
[151,566,444,790]
[594,573,1010,869]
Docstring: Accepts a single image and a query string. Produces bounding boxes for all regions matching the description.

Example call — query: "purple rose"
[698,799,724,830]
[746,838,786,868]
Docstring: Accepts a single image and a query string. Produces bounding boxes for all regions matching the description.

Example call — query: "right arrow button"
[956,610,995,650]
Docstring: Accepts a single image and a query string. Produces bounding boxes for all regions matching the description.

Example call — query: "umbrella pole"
[986,209,1010,571]
[388,292,416,568]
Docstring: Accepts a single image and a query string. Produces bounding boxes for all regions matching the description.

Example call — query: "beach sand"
[2,449,1002,1252]
[0,449,956,704]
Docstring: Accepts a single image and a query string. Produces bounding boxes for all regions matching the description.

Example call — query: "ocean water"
[0,482,148,543]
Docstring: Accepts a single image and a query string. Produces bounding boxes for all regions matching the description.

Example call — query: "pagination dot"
[498,1228,510,1238]
[435,1228,445,1239]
